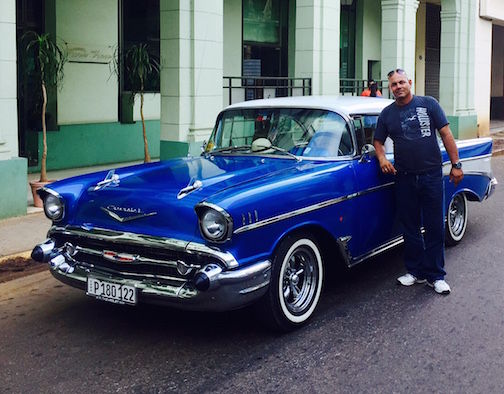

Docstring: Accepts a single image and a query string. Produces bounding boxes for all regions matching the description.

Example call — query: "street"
[1,156,503,394]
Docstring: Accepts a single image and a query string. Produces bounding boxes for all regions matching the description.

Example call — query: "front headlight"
[43,193,64,221]
[196,204,233,243]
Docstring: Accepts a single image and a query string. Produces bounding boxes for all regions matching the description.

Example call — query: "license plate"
[87,277,137,305]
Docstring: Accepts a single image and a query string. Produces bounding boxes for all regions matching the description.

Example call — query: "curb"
[492,149,504,157]
[0,250,32,265]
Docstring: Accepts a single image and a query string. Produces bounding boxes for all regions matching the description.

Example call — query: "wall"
[0,0,18,161]
[288,0,296,78]
[415,1,426,96]
[0,0,27,218]
[491,25,504,97]
[223,0,242,107]
[133,93,161,121]
[480,0,504,21]
[30,121,160,172]
[474,15,492,135]
[56,0,118,124]
[356,0,382,80]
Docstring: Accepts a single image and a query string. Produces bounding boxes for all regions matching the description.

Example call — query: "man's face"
[388,72,412,100]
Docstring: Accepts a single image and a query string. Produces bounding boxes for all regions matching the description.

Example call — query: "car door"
[351,115,400,261]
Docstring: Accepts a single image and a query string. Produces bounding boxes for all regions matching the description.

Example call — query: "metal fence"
[339,78,392,98]
[223,76,312,106]
[222,77,393,106]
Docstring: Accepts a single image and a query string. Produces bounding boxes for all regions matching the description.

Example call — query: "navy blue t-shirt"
[374,96,449,173]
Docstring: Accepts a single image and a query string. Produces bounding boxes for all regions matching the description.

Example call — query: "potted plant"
[112,43,159,163]
[21,31,67,207]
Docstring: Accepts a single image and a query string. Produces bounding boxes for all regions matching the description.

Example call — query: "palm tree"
[21,31,67,183]
[113,44,160,163]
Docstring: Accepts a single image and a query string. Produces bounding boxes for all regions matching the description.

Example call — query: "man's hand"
[449,167,463,185]
[378,156,397,175]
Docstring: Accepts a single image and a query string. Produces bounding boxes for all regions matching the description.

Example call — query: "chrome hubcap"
[282,246,318,315]
[448,194,466,237]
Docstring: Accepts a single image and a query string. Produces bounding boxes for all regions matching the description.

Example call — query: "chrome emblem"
[101,205,157,222]
[103,250,138,263]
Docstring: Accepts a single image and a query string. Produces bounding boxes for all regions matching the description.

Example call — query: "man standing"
[373,69,463,295]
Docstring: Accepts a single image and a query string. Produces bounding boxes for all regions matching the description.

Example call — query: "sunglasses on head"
[387,68,406,78]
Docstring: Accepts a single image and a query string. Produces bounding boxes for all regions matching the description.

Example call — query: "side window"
[353,116,365,152]
[362,115,379,145]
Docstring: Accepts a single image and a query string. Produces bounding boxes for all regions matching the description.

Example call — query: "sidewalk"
[1,129,504,261]
[1,160,143,260]
[490,120,504,156]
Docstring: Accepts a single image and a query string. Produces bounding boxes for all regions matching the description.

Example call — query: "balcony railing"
[340,78,392,98]
[222,77,393,107]
[223,76,312,107]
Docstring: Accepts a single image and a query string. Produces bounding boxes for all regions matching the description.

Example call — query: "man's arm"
[373,139,397,175]
[439,124,463,185]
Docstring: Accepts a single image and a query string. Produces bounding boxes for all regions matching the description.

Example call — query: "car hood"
[56,155,300,241]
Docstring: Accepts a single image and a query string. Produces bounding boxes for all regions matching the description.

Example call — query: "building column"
[295,0,340,95]
[439,0,478,139]
[0,0,27,219]
[380,0,419,89]
[160,0,223,159]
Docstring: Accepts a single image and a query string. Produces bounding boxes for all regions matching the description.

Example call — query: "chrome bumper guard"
[37,226,272,311]
[485,177,498,200]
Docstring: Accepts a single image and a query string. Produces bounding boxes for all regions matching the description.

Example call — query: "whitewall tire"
[259,233,324,331]
[445,193,468,246]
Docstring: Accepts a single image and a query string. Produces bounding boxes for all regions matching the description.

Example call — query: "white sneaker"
[427,280,451,295]
[397,273,427,286]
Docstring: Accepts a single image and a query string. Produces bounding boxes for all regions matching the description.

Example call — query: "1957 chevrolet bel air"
[32,96,497,331]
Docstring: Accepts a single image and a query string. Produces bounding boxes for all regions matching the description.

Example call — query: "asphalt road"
[1,156,503,394]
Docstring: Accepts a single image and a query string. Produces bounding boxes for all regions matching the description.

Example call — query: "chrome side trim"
[349,235,404,267]
[48,226,239,268]
[234,182,395,234]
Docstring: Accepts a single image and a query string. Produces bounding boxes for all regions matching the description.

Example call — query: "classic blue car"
[32,96,497,331]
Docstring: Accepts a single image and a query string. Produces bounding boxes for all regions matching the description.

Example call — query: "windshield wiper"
[209,145,251,154]
[255,144,301,161]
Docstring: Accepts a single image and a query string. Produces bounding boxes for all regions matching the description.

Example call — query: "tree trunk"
[40,82,48,182]
[140,79,151,163]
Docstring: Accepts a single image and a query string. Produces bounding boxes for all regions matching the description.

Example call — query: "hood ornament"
[101,205,157,222]
[90,170,120,192]
[177,179,203,199]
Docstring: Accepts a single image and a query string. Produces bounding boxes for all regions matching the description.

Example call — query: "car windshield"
[205,108,353,158]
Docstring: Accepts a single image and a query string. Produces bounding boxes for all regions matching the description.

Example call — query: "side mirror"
[359,144,376,163]
[251,137,272,152]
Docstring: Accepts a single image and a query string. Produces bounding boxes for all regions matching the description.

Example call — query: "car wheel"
[445,193,468,246]
[259,233,324,331]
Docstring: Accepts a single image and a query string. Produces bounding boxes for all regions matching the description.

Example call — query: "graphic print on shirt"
[400,107,431,140]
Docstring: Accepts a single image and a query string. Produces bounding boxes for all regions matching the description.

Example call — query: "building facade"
[0,0,503,219]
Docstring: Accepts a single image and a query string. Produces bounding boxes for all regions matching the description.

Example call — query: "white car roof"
[225,95,394,116]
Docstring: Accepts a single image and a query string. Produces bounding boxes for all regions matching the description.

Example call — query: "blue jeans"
[395,168,446,282]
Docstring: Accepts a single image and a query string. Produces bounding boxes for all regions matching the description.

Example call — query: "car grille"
[50,232,221,282]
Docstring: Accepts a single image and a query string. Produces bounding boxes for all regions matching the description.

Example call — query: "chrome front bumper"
[36,226,272,311]
[50,259,271,311]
